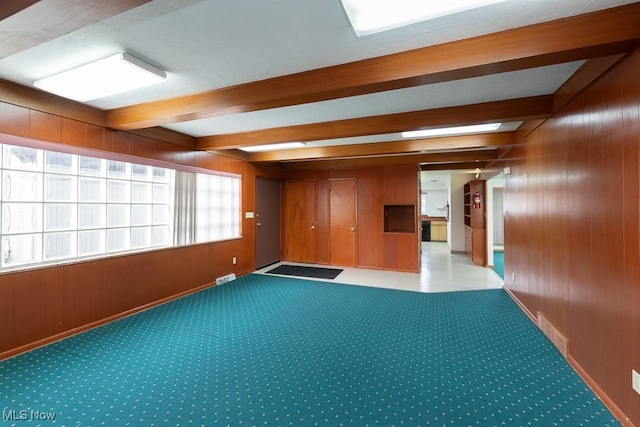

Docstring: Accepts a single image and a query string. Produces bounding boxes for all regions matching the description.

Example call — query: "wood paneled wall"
[283,165,419,272]
[503,49,640,425]
[0,100,280,359]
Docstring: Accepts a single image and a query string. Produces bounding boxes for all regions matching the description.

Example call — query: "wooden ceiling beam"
[419,161,490,172]
[516,53,628,142]
[197,96,552,150]
[128,127,197,149]
[553,54,628,113]
[0,0,151,59]
[247,132,515,162]
[105,4,640,130]
[281,151,495,170]
[205,149,252,162]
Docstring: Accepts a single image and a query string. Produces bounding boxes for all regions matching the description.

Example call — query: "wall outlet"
[232,257,237,265]
[633,370,640,395]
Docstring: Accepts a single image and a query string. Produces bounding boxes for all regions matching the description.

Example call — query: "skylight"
[340,0,510,36]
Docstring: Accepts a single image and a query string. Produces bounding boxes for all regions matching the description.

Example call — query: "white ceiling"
[0,0,637,151]
[420,171,452,191]
[164,61,582,138]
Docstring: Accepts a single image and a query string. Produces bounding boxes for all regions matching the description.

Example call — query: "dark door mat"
[266,264,344,280]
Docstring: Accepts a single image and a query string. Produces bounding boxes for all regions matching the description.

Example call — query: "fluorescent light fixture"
[34,53,166,102]
[402,123,502,138]
[240,142,306,153]
[341,0,510,36]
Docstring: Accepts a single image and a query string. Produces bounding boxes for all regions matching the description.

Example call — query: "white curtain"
[173,171,197,246]
[195,173,240,243]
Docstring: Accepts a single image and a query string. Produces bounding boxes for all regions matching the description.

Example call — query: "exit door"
[255,177,281,269]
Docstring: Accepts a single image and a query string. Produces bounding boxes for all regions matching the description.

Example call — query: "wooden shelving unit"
[463,180,486,266]
[463,182,471,227]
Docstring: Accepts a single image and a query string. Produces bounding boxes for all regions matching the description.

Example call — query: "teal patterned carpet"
[493,250,505,279]
[1,274,618,426]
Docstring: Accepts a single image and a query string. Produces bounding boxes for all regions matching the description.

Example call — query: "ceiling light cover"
[240,142,306,153]
[402,123,502,138]
[34,53,166,102]
[341,0,510,36]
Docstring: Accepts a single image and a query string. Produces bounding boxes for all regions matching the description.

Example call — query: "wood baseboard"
[503,286,537,323]
[568,355,635,427]
[0,278,223,362]
[504,286,633,426]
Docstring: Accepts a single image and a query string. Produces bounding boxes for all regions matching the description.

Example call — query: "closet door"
[330,179,356,267]
[285,181,316,263]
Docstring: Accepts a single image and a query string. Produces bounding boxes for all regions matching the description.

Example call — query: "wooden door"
[255,177,281,269]
[285,181,316,263]
[330,179,356,267]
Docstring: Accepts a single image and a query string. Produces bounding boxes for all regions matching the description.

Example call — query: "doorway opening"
[486,173,504,279]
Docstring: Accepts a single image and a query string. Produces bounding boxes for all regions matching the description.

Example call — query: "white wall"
[422,189,448,217]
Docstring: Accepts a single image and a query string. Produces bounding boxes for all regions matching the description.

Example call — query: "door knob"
[256,222,261,228]
[350,226,355,232]
[310,225,315,230]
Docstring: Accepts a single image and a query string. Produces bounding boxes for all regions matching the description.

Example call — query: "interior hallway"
[255,242,504,293]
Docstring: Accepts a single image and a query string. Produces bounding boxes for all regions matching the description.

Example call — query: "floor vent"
[537,312,568,358]
[216,273,236,285]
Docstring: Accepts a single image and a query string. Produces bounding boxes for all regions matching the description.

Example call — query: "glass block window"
[0,140,241,272]
[0,143,175,269]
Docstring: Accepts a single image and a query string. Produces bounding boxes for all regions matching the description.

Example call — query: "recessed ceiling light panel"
[239,142,307,152]
[341,0,510,36]
[402,123,502,138]
[34,53,166,102]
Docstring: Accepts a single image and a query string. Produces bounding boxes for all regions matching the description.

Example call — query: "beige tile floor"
[255,241,504,293]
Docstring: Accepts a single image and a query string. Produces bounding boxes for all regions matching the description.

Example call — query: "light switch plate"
[633,370,640,395]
